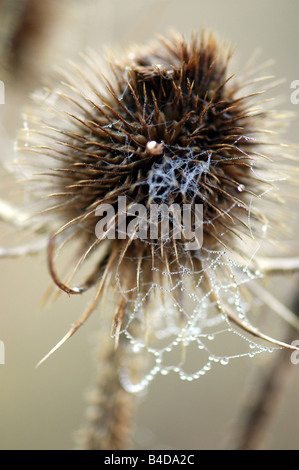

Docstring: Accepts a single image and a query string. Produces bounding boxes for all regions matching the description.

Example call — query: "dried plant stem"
[0,198,46,237]
[228,334,296,449]
[249,281,299,331]
[78,339,137,450]
[226,289,299,450]
[77,302,143,450]
[0,198,32,228]
[257,256,299,274]
[0,238,47,257]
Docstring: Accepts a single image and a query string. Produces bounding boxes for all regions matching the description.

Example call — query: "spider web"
[115,245,278,393]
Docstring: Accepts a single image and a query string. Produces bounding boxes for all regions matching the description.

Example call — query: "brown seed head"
[16,31,295,377]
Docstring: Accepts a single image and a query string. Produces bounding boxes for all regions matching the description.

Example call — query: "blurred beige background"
[0,0,299,450]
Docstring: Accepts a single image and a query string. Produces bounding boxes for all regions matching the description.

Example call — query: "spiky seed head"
[16,31,294,360]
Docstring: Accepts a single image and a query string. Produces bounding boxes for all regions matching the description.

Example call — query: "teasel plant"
[1,29,299,450]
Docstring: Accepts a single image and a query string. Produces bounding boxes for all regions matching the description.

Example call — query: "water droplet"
[262,224,268,233]
[208,334,215,341]
[237,184,245,192]
[220,357,229,365]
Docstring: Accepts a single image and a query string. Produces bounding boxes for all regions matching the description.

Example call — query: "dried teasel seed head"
[15,31,297,377]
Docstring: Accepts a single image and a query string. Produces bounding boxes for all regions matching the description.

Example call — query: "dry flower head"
[13,31,298,386]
